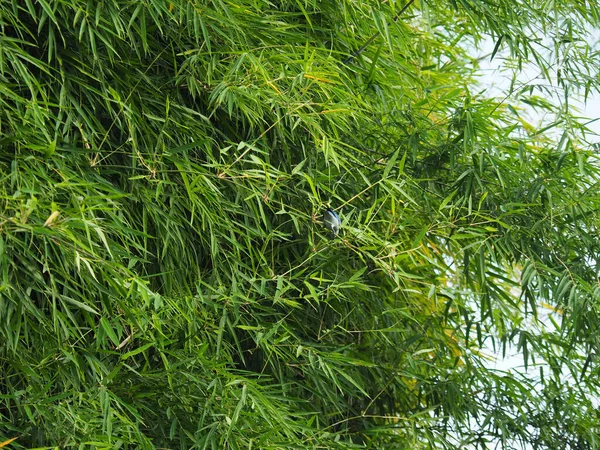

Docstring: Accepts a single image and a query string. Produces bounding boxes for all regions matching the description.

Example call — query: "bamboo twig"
[343,0,416,64]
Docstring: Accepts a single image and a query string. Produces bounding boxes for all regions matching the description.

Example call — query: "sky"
[475,35,600,140]
[463,34,600,449]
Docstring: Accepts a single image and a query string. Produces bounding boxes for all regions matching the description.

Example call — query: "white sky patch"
[454,32,600,449]
[475,35,600,142]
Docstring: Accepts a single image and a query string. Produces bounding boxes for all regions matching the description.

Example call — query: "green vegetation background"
[1,0,600,448]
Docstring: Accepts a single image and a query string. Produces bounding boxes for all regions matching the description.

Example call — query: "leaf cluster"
[1,0,600,449]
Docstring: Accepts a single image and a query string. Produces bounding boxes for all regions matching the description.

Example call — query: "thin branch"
[342,0,416,65]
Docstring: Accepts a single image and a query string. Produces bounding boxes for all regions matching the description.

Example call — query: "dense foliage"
[1,0,600,448]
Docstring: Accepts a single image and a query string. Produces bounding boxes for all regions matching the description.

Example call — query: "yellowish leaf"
[0,437,18,448]
[43,210,60,227]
